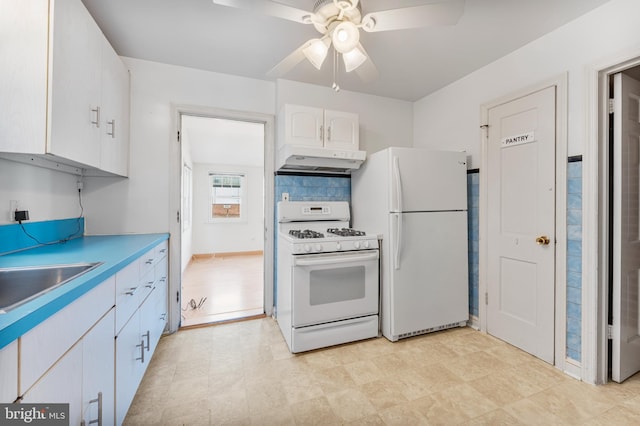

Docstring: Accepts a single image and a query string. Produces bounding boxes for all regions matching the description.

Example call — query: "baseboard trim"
[192,250,263,260]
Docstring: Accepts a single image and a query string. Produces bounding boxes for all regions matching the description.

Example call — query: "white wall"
[82,58,276,235]
[276,79,413,154]
[413,0,640,168]
[0,159,81,225]
[191,163,263,254]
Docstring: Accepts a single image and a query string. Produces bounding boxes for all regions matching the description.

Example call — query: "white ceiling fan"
[212,0,465,89]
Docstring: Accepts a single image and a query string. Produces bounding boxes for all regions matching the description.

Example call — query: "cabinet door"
[115,312,143,425]
[83,309,115,426]
[21,342,83,425]
[0,0,48,154]
[48,0,102,167]
[324,110,359,151]
[284,105,324,147]
[0,341,18,403]
[100,37,130,177]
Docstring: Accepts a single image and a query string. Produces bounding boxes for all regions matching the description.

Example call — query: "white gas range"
[276,201,380,353]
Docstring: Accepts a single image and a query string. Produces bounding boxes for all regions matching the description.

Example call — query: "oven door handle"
[293,251,378,267]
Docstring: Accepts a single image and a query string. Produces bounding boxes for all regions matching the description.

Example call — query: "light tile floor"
[124,319,640,425]
[181,253,264,327]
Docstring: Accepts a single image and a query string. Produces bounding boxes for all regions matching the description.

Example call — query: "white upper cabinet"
[282,104,359,151]
[49,0,103,168]
[0,0,130,176]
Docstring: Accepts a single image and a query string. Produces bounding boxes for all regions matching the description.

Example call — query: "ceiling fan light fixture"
[302,38,330,69]
[342,45,367,72]
[332,21,359,53]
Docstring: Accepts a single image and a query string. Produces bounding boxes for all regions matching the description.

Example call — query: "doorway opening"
[179,114,265,327]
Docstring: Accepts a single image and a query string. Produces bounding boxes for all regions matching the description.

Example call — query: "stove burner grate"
[289,229,325,239]
[326,228,366,237]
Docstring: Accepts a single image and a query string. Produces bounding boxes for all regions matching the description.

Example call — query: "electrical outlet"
[282,192,290,202]
[9,200,18,221]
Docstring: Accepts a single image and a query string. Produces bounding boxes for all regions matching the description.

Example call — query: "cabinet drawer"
[20,276,115,394]
[115,260,140,334]
[138,267,156,305]
[138,248,155,279]
[154,240,168,262]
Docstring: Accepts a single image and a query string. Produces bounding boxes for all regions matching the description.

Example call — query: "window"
[209,173,245,221]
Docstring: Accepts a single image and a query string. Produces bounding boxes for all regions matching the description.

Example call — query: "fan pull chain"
[332,48,340,92]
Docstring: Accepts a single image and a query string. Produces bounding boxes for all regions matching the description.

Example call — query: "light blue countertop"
[0,233,169,350]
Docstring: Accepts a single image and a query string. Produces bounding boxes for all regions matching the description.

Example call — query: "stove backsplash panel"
[275,173,351,203]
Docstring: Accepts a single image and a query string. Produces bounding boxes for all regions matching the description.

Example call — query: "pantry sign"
[501,131,535,148]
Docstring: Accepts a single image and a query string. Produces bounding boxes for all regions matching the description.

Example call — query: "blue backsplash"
[467,171,480,319]
[0,218,85,255]
[275,174,351,202]
[566,158,582,363]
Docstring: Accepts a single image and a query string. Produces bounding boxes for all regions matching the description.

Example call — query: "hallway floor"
[180,253,263,327]
[124,318,640,425]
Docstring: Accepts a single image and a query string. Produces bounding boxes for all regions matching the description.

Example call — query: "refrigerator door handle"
[393,156,403,213]
[393,213,402,270]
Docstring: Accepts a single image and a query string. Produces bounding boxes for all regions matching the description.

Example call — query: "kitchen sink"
[0,262,103,313]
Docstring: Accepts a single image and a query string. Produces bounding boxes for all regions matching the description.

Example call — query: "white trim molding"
[169,104,275,333]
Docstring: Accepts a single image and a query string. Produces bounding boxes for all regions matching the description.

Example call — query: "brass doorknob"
[536,236,551,245]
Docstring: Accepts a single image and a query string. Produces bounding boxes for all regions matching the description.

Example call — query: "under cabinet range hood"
[276,145,366,174]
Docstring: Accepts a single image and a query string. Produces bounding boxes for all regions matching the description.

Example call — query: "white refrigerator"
[351,147,469,341]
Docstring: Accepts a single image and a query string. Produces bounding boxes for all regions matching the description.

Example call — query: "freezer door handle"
[393,156,403,213]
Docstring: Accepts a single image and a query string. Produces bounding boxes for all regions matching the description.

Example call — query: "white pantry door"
[612,72,640,383]
[487,86,556,364]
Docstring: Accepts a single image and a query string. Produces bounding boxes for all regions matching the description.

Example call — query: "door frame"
[168,104,275,333]
[584,48,640,385]
[479,74,569,371]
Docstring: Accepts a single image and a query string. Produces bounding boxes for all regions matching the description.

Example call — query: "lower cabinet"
[3,239,168,425]
[82,309,115,425]
[20,340,83,424]
[0,341,18,403]
[115,240,168,423]
[21,309,114,425]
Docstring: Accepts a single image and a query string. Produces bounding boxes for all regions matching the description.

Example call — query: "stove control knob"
[336,242,342,250]
[363,240,370,248]
[354,241,361,249]
[304,244,311,253]
[315,244,323,252]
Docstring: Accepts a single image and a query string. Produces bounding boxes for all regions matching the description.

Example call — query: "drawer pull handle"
[145,259,154,265]
[159,248,167,253]
[136,340,145,363]
[125,286,139,296]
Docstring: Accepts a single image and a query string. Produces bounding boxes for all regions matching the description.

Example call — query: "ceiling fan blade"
[212,0,315,25]
[361,0,465,32]
[266,41,309,78]
[353,44,378,83]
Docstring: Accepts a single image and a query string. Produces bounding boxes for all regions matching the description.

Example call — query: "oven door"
[291,249,379,327]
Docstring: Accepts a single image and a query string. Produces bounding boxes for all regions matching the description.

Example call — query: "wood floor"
[180,252,264,327]
[124,318,640,425]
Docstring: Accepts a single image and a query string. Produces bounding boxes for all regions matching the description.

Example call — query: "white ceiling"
[82,0,611,102]
[182,116,265,167]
